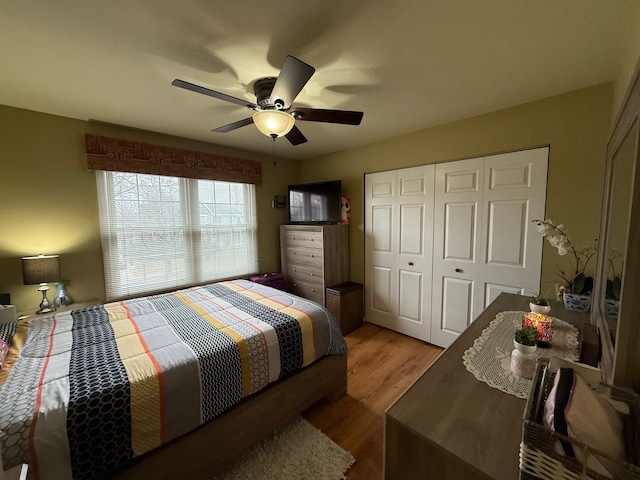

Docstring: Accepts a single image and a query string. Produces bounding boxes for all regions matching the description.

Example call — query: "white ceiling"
[0,1,637,160]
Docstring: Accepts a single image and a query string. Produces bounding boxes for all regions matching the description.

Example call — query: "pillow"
[544,367,625,477]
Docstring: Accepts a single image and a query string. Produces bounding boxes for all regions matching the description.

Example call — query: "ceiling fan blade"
[290,107,363,125]
[285,125,308,145]
[270,56,315,109]
[212,117,254,133]
[172,79,257,109]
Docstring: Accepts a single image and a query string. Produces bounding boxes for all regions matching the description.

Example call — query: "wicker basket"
[520,363,640,480]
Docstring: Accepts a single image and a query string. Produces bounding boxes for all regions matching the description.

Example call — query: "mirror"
[593,70,640,391]
[607,120,637,315]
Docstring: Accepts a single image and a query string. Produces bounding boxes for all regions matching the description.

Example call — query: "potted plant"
[511,326,538,379]
[533,219,596,312]
[528,290,551,314]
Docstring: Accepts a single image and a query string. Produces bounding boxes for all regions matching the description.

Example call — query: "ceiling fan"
[171,55,364,146]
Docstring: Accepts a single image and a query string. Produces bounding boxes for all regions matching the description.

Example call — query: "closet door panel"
[395,166,434,341]
[400,204,424,255]
[365,171,398,329]
[398,269,423,322]
[485,200,527,266]
[365,166,434,341]
[431,159,484,348]
[372,266,393,314]
[480,148,548,309]
[372,206,393,252]
[443,202,477,261]
[484,283,523,307]
[440,276,474,335]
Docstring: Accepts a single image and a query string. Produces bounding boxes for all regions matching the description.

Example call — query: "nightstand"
[17,299,102,320]
[325,282,363,335]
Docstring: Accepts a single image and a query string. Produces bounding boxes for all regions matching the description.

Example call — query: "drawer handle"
[310,288,316,292]
[293,268,297,272]
[310,273,314,276]
[310,254,314,258]
[408,262,414,266]
[455,268,463,273]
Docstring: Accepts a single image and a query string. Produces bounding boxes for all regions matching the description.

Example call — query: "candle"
[522,312,553,347]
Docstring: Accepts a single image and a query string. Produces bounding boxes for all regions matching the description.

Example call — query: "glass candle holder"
[522,312,553,347]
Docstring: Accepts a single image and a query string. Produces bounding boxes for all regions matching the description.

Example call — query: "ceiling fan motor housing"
[253,77,283,110]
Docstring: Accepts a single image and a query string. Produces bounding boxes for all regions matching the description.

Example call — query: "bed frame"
[112,354,347,479]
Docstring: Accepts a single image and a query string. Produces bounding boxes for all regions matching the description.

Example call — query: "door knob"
[408,262,414,266]
[455,268,462,273]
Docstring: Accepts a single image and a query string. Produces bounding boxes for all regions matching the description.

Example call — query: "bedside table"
[325,282,363,335]
[17,299,102,319]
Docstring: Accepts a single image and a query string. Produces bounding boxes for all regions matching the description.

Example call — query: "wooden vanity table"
[384,293,590,480]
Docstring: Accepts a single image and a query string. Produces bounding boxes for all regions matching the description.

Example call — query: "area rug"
[213,417,355,480]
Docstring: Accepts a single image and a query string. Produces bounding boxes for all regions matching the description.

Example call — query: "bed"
[0,279,348,479]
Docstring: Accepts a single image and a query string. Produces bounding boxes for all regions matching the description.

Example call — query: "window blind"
[96,171,258,301]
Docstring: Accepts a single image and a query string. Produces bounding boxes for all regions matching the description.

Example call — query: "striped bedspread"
[0,280,347,479]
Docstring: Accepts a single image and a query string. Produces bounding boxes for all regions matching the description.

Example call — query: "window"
[96,171,258,301]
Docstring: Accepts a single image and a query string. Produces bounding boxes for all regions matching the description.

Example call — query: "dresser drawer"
[289,277,324,305]
[285,246,323,267]
[285,262,323,283]
[284,230,323,248]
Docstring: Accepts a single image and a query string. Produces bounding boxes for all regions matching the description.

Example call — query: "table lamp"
[22,254,60,314]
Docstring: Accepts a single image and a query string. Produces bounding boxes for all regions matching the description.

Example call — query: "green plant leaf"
[515,326,538,346]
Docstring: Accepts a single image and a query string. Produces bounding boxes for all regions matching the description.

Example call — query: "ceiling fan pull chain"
[272,137,277,166]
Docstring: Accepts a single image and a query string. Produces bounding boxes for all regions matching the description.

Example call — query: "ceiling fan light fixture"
[252,109,295,138]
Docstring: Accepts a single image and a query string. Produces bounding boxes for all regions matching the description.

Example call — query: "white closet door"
[395,166,434,341]
[365,171,398,330]
[431,147,549,348]
[430,158,485,348]
[480,148,548,306]
[365,166,434,341]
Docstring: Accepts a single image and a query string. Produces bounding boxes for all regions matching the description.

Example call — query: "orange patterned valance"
[85,134,262,185]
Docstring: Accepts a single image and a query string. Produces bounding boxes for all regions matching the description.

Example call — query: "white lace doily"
[462,311,580,399]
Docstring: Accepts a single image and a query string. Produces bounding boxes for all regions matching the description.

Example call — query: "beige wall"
[0,105,300,311]
[0,82,617,310]
[301,83,613,295]
[612,11,640,125]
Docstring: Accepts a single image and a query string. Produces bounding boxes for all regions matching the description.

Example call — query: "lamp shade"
[22,255,60,285]
[252,110,295,138]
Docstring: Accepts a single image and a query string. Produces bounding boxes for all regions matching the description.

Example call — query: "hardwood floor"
[302,323,443,480]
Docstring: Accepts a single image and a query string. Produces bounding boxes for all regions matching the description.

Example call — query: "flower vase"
[528,302,551,315]
[563,292,590,312]
[53,283,73,308]
[510,340,537,379]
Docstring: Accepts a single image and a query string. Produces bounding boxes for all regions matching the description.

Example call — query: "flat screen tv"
[288,180,342,224]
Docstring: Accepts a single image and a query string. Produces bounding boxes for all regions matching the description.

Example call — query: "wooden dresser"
[280,224,349,306]
[384,293,590,480]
